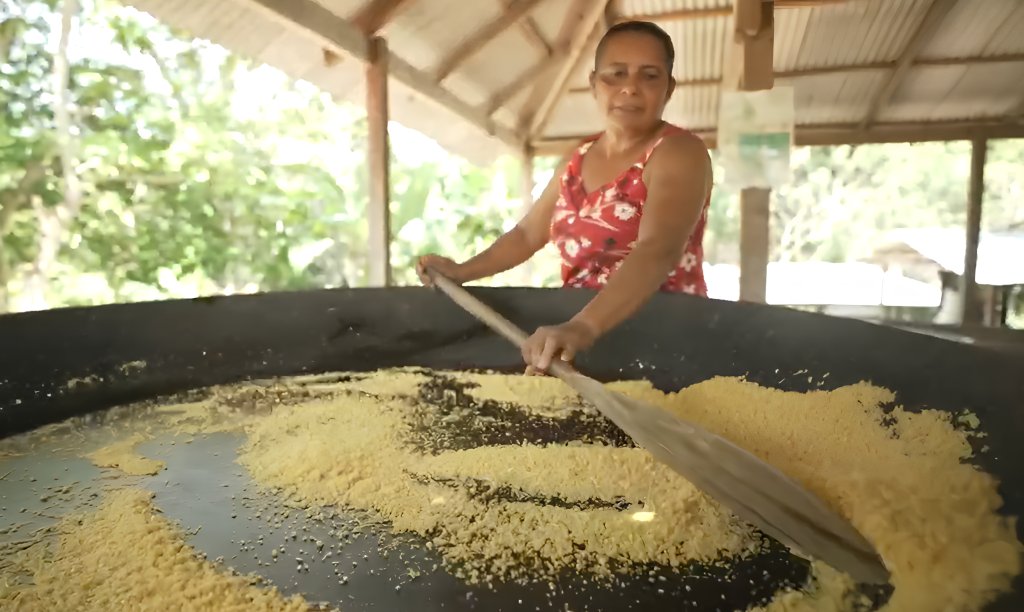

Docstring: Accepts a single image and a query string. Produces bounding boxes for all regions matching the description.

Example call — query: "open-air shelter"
[119,0,1024,324]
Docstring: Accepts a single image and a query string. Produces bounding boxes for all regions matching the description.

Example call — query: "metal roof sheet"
[879,62,1024,123]
[774,1,931,72]
[121,0,1024,161]
[919,0,1024,60]
[777,69,891,126]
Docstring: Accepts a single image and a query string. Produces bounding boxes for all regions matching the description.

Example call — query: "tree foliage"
[0,0,530,311]
[0,0,1020,317]
[703,141,1024,267]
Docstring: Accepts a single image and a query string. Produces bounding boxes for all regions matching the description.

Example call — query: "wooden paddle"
[426,269,890,585]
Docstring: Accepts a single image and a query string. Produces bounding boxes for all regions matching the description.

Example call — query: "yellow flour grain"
[237,371,1021,610]
[237,387,759,583]
[87,431,165,476]
[7,368,1017,612]
[608,377,1022,612]
[450,372,580,414]
[0,488,313,611]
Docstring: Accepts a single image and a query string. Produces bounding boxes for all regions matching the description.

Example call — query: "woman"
[418,21,713,374]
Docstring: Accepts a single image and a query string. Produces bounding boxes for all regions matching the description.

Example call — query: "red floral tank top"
[549,123,711,296]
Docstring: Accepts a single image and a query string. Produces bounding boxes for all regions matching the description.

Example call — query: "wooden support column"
[366,36,391,287]
[960,138,986,326]
[729,0,773,304]
[518,146,537,285]
[520,146,535,214]
[740,188,770,304]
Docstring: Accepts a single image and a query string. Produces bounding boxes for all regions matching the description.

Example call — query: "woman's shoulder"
[648,124,710,166]
[659,123,708,148]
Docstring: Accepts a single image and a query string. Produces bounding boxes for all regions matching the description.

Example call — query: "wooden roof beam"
[552,53,1024,92]
[241,0,521,147]
[485,54,562,115]
[350,0,420,36]
[517,0,605,137]
[859,0,960,131]
[500,0,553,57]
[604,0,622,28]
[562,52,1024,92]
[567,77,719,94]
[917,53,1024,66]
[433,0,548,82]
[530,120,1024,156]
[526,0,610,138]
[616,7,732,23]
[722,0,774,92]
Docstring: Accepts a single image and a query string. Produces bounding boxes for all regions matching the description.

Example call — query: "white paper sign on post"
[718,87,795,192]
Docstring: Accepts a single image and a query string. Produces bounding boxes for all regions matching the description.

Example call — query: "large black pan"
[1,287,1021,610]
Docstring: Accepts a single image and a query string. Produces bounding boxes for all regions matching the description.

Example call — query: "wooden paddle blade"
[424,269,889,584]
[562,373,891,585]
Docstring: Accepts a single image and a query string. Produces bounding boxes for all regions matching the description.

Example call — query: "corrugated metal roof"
[621,0,731,14]
[774,1,931,72]
[455,28,540,103]
[880,62,1024,123]
[390,0,502,67]
[664,82,719,130]
[660,14,728,81]
[531,0,577,44]
[919,0,1024,60]
[121,0,1024,161]
[311,0,365,20]
[777,70,890,126]
[544,93,604,138]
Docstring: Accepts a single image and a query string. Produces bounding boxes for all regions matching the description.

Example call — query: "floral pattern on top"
[549,123,711,296]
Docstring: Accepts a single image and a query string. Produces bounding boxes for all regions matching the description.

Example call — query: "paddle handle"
[426,269,575,380]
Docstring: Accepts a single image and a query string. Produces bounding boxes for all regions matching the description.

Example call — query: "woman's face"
[591,31,674,131]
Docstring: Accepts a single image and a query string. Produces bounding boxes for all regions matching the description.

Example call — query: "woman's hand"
[521,318,600,374]
[417,254,465,286]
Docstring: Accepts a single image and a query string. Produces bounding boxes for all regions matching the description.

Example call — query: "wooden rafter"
[434,0,548,82]
[485,54,562,115]
[916,53,1024,67]
[531,120,1024,156]
[517,0,602,135]
[501,0,552,57]
[859,0,960,130]
[603,0,622,29]
[246,0,369,58]
[556,52,1024,93]
[531,21,605,137]
[620,7,732,23]
[240,0,520,147]
[350,0,420,36]
[526,0,609,138]
[773,63,892,79]
[567,77,719,94]
[772,0,851,7]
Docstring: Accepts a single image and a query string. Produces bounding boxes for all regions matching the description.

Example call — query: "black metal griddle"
[1,287,1022,611]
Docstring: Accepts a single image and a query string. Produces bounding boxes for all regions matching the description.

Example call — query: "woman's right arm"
[418,155,570,285]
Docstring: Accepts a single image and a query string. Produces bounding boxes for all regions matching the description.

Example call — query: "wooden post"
[366,36,391,287]
[960,138,986,326]
[518,145,536,286]
[739,188,770,303]
[520,146,535,215]
[728,0,774,304]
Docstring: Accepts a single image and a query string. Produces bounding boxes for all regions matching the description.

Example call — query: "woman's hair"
[594,21,675,75]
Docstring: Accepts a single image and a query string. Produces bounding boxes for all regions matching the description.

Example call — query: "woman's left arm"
[522,133,712,373]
